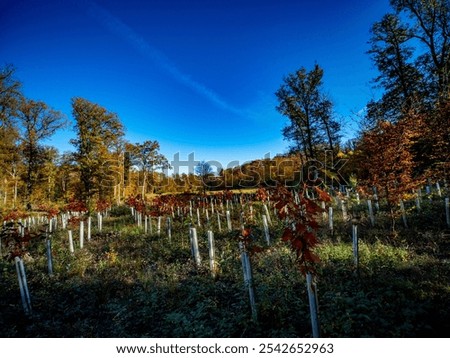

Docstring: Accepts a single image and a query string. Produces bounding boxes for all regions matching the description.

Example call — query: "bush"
[109,205,132,217]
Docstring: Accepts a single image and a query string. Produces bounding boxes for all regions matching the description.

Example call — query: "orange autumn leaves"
[357,117,423,206]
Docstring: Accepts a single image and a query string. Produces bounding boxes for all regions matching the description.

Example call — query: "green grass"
[0,202,449,337]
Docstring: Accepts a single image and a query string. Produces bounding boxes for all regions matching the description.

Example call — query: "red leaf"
[304,231,317,245]
[315,187,332,202]
[282,228,294,242]
[291,239,303,251]
[295,222,307,234]
[303,250,320,263]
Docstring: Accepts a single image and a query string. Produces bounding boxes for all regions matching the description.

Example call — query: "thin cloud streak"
[83,0,247,117]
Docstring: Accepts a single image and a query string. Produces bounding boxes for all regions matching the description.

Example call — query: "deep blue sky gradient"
[0,0,391,169]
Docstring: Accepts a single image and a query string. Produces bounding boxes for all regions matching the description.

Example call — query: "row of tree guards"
[129,198,322,336]
[2,182,449,337]
[1,209,110,317]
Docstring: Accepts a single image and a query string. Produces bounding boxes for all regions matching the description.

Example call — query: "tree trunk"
[142,171,147,198]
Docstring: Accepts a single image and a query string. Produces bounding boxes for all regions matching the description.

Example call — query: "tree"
[195,160,214,194]
[71,97,124,209]
[275,64,341,162]
[0,124,21,208]
[391,0,450,102]
[366,13,424,124]
[126,140,170,198]
[366,0,450,180]
[0,65,22,128]
[0,65,22,208]
[16,99,65,209]
[419,101,450,181]
[356,116,422,231]
[55,152,79,201]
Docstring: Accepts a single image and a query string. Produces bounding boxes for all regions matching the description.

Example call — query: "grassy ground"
[0,200,449,337]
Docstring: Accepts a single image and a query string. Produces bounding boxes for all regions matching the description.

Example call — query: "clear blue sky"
[0,0,391,170]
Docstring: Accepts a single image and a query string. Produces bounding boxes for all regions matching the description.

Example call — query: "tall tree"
[0,65,22,208]
[391,0,450,101]
[275,64,341,161]
[367,13,424,124]
[71,97,124,208]
[367,0,450,180]
[17,99,65,209]
[126,140,169,198]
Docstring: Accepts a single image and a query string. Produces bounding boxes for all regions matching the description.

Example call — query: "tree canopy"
[70,97,125,208]
[275,64,341,162]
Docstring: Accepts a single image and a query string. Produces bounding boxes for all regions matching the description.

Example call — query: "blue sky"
[0,0,391,170]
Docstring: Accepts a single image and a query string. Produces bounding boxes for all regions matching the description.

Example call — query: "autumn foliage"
[272,185,330,275]
[356,117,423,207]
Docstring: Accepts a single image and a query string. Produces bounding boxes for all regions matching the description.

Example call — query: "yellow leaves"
[105,249,118,264]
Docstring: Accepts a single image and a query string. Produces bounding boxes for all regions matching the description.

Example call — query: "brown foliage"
[357,117,423,206]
